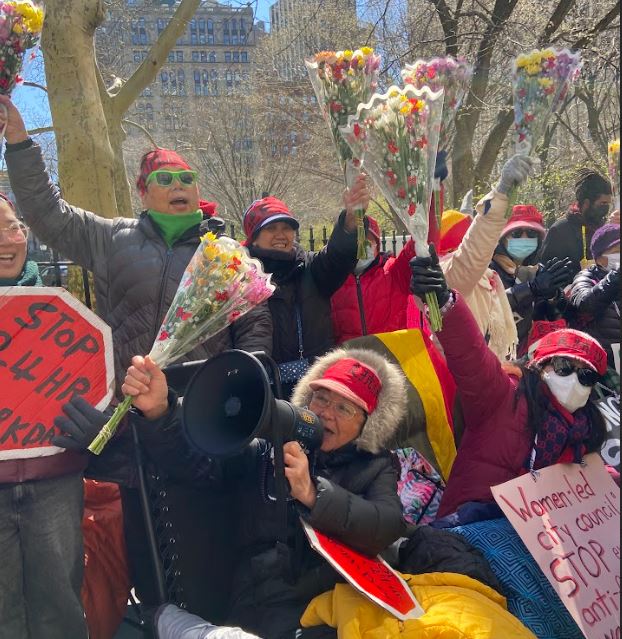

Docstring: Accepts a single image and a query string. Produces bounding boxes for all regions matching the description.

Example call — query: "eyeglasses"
[310,391,364,421]
[509,229,540,239]
[146,169,198,188]
[0,222,28,242]
[550,357,600,387]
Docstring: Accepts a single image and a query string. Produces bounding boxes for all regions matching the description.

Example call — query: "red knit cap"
[243,197,299,241]
[136,149,193,195]
[309,358,382,414]
[503,205,546,237]
[199,200,218,217]
[532,329,608,375]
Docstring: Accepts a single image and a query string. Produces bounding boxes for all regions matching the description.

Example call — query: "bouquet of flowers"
[609,138,620,210]
[401,56,473,222]
[305,48,381,258]
[88,233,275,454]
[340,86,445,329]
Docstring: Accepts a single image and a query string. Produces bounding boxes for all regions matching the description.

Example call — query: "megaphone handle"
[251,351,284,399]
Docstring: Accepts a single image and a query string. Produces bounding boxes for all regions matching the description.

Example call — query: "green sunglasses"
[146,169,198,187]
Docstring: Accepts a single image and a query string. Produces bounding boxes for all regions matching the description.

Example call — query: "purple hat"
[590,224,620,258]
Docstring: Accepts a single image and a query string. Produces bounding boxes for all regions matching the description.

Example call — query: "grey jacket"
[5,143,273,387]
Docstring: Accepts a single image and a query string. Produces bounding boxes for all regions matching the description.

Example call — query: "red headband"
[136,149,192,194]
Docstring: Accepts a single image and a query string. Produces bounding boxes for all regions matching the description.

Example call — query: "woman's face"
[0,204,28,280]
[140,164,200,215]
[253,221,296,252]
[309,389,367,453]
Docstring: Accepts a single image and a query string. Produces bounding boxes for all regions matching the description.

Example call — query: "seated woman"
[122,348,408,639]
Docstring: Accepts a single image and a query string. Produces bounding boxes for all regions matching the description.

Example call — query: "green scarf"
[147,209,203,247]
[0,259,43,287]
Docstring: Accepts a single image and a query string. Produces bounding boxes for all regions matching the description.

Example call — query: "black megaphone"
[182,350,323,457]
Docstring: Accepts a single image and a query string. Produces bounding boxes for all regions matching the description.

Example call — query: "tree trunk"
[42,0,118,217]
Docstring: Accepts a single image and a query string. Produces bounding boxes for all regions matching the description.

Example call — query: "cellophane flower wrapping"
[513,48,582,156]
[340,85,445,329]
[88,233,276,455]
[0,1,44,95]
[305,48,381,258]
[609,139,620,210]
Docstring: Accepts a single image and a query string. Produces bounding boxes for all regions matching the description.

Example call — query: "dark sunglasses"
[509,228,540,239]
[146,169,198,187]
[550,357,600,387]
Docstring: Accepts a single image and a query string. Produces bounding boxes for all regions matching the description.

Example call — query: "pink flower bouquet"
[305,48,381,258]
[340,86,445,329]
[89,233,275,454]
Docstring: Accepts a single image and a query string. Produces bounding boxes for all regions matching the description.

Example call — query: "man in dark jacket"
[119,348,408,639]
[569,223,620,378]
[540,168,613,275]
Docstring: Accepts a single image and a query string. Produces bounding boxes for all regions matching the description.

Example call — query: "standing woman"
[0,195,89,639]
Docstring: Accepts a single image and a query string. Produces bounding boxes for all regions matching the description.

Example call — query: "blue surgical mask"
[507,238,538,261]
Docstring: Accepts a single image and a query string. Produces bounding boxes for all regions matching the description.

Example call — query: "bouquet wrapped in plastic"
[401,56,473,222]
[305,48,381,258]
[88,233,275,454]
[340,86,445,329]
[609,139,620,210]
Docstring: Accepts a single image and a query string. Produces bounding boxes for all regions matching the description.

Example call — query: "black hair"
[575,168,612,207]
[515,365,606,454]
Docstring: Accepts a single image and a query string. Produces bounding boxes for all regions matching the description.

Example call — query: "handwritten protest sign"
[301,520,425,621]
[597,393,620,472]
[0,288,113,460]
[492,454,620,639]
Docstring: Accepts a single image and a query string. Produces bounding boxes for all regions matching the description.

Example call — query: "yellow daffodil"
[361,47,374,56]
[609,140,620,154]
[343,50,353,60]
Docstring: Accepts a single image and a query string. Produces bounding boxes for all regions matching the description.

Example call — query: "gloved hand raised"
[52,397,108,451]
[529,257,574,299]
[410,244,451,307]
[496,154,534,195]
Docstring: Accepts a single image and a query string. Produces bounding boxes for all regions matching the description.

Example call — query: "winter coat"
[248,215,357,364]
[330,241,415,343]
[440,190,518,361]
[569,265,620,369]
[301,573,536,638]
[540,211,596,276]
[5,143,273,388]
[135,348,407,638]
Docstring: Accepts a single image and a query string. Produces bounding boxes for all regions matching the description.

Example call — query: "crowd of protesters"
[0,92,619,639]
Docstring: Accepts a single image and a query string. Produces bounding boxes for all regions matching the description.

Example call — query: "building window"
[240,18,247,43]
[209,51,216,63]
[233,51,240,63]
[224,51,231,63]
[169,71,177,95]
[190,19,198,45]
[168,51,175,63]
[241,51,248,63]
[202,71,210,96]
[201,51,208,63]
[176,50,183,62]
[157,18,166,35]
[133,50,142,63]
[225,69,233,94]
[138,18,148,45]
[192,51,199,62]
[177,69,186,96]
[198,19,206,44]
[223,19,230,45]
[211,70,219,95]
[231,18,239,45]
[194,70,201,95]
[161,71,169,95]
[207,19,214,44]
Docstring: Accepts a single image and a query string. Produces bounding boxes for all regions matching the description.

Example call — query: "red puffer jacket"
[331,241,416,344]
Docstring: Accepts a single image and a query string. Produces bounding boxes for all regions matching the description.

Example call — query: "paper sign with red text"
[0,288,114,460]
[492,454,620,639]
[301,520,425,621]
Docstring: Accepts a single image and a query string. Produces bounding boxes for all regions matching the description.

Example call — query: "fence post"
[229,223,236,240]
[309,226,315,252]
[381,229,387,253]
[391,230,397,256]
[322,226,328,247]
[81,268,92,309]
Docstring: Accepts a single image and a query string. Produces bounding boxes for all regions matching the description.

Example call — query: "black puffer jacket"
[569,265,620,368]
[248,214,357,364]
[5,143,273,387]
[540,212,595,276]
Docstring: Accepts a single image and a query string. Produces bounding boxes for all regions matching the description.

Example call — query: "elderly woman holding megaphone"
[121,348,407,639]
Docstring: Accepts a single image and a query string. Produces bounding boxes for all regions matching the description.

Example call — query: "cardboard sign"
[0,288,114,460]
[598,394,620,472]
[492,454,620,639]
[301,520,425,621]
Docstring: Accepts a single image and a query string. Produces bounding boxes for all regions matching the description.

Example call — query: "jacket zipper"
[152,247,174,341]
[355,275,368,335]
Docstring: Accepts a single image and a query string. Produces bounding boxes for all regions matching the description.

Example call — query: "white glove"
[496,155,534,195]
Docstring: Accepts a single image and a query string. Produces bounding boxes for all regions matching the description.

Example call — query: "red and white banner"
[301,520,425,621]
[492,454,620,639]
[0,288,114,460]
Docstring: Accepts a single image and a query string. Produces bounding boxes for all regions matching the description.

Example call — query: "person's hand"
[409,244,451,307]
[0,95,29,144]
[122,355,170,420]
[343,174,371,232]
[529,257,574,299]
[609,209,620,225]
[496,154,534,195]
[283,441,316,508]
[52,397,108,451]
[434,150,448,182]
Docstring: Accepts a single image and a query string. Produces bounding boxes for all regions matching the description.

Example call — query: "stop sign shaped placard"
[0,288,114,460]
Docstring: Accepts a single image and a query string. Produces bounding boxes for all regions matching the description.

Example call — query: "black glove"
[206,216,226,236]
[529,257,574,299]
[410,244,451,307]
[603,269,620,301]
[434,150,448,182]
[52,397,108,451]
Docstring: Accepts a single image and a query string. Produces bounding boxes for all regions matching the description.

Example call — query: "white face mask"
[542,371,592,414]
[603,252,620,271]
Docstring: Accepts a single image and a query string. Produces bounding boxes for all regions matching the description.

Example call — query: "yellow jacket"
[301,572,536,639]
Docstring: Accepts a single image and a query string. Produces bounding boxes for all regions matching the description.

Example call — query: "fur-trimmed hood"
[291,348,408,454]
